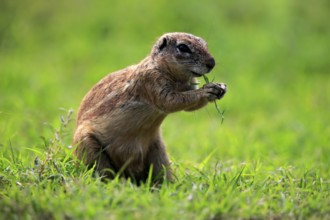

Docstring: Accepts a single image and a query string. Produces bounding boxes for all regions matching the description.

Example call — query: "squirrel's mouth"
[191,71,204,77]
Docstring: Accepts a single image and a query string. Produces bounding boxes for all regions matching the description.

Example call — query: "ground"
[0,0,329,219]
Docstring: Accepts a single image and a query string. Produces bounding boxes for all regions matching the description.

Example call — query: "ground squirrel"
[73,32,227,183]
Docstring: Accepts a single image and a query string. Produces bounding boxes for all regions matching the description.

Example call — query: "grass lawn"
[1,1,329,219]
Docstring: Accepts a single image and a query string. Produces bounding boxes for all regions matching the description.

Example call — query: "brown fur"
[73,32,227,183]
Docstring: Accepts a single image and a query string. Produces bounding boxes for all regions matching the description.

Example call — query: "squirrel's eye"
[177,44,192,53]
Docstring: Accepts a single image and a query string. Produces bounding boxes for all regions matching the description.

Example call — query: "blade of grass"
[197,149,217,170]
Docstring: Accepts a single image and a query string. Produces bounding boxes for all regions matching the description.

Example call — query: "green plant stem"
[203,75,225,124]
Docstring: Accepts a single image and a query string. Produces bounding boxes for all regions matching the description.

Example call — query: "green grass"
[1,0,330,219]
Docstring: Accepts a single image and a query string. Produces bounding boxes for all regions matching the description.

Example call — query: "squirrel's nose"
[206,57,215,72]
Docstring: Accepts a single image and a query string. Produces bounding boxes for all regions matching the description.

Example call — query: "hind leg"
[94,150,116,179]
[146,137,173,183]
[73,130,116,179]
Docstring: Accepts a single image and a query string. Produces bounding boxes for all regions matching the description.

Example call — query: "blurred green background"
[0,0,329,165]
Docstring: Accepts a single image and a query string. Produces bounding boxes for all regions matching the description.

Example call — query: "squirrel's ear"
[158,37,167,51]
[151,35,169,57]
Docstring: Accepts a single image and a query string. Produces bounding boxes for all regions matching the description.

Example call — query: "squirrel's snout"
[205,57,215,72]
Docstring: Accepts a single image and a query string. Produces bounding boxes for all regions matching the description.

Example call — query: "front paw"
[203,82,227,101]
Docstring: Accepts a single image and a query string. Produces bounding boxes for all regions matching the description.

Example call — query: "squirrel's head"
[151,32,215,80]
